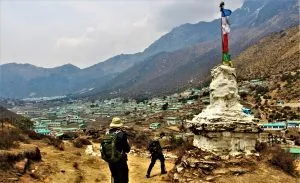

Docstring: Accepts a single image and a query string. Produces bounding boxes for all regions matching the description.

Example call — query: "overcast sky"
[0,0,244,69]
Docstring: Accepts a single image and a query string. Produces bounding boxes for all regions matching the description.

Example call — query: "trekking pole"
[111,176,114,183]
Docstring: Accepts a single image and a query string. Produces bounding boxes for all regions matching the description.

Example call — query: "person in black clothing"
[107,117,131,183]
[146,136,167,178]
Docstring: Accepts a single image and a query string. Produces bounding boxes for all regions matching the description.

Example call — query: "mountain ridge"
[92,0,298,98]
[1,0,298,98]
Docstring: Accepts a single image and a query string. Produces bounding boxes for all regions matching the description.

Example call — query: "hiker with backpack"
[100,117,130,183]
[146,136,167,178]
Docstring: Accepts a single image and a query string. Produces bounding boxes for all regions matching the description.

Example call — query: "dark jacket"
[108,128,131,161]
[148,139,162,155]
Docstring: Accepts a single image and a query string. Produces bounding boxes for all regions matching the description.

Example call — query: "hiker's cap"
[110,117,123,128]
[153,136,160,141]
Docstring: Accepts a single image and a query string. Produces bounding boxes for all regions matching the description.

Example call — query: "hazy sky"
[0,0,243,69]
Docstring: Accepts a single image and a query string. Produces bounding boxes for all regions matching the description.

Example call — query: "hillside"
[0,106,22,120]
[0,106,32,130]
[234,26,300,80]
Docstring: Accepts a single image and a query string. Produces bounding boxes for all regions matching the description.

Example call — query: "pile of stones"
[169,147,257,182]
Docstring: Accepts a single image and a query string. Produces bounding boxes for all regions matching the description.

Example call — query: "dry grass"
[0,128,28,149]
[0,146,41,170]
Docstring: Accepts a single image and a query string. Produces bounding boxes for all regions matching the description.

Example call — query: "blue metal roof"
[259,122,285,127]
[35,129,50,133]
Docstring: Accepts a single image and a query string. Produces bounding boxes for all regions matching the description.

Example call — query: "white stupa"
[188,65,261,156]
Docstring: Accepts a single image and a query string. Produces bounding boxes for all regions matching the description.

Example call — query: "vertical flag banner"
[219,2,233,66]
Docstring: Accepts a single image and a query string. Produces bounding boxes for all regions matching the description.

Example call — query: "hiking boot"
[161,171,167,174]
[146,174,150,178]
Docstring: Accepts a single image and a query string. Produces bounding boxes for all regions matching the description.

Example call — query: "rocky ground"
[169,147,299,183]
[1,139,299,183]
[1,140,175,183]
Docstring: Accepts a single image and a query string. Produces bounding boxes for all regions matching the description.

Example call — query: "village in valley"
[3,74,299,141]
[0,0,300,182]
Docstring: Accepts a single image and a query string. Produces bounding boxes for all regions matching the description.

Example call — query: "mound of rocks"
[169,147,257,182]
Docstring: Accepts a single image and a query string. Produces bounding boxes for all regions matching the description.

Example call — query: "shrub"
[161,103,169,110]
[283,106,292,110]
[73,162,79,170]
[44,137,64,151]
[169,134,184,150]
[131,133,150,149]
[240,92,248,98]
[26,130,44,140]
[0,129,27,149]
[255,86,269,95]
[74,174,84,183]
[58,132,78,140]
[0,147,41,170]
[270,146,295,175]
[135,121,142,125]
[295,138,300,146]
[74,152,82,156]
[92,138,100,143]
[159,132,166,138]
[255,141,267,152]
[73,140,83,148]
[77,138,91,145]
[73,138,91,148]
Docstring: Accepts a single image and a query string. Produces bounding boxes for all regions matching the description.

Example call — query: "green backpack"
[100,132,122,163]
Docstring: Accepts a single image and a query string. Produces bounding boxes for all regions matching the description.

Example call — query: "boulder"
[14,158,29,174]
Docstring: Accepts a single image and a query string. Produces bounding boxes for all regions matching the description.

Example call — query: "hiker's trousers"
[109,160,129,183]
[147,153,166,175]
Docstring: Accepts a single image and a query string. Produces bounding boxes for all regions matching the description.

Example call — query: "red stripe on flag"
[222,33,229,53]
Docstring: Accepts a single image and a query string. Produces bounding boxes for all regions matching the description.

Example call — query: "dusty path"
[21,141,174,183]
[17,140,299,183]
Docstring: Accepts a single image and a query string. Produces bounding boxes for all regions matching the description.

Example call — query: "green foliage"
[187,95,199,100]
[122,98,129,103]
[90,104,99,108]
[18,118,33,131]
[135,95,149,103]
[255,86,269,95]
[169,133,184,149]
[255,95,262,103]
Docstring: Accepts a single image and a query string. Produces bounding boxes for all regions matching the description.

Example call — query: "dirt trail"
[21,141,174,183]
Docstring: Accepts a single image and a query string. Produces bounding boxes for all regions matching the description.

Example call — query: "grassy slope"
[234,26,300,80]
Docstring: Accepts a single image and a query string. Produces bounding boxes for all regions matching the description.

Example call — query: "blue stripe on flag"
[221,9,232,17]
